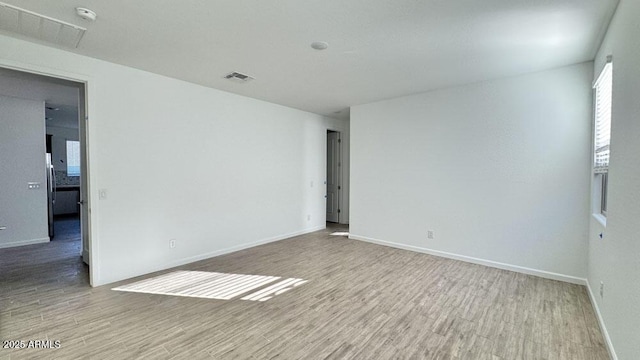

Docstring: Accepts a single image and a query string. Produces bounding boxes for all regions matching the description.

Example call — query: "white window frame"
[593,56,613,218]
[66,140,81,177]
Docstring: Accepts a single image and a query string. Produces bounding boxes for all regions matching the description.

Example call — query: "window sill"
[592,213,607,228]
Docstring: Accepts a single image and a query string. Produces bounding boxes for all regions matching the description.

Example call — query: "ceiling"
[0,0,619,120]
[45,104,78,129]
[0,67,80,128]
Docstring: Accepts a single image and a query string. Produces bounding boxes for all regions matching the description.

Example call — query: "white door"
[78,86,90,266]
[326,131,340,223]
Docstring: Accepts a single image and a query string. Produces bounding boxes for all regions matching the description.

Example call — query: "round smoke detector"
[310,41,329,50]
[76,7,97,21]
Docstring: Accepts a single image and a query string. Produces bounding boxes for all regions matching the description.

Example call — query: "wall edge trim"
[0,237,49,249]
[586,281,618,360]
[94,225,326,287]
[349,234,587,285]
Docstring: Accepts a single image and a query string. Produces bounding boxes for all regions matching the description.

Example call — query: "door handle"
[78,200,85,205]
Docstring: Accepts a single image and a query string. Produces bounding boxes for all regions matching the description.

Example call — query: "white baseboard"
[586,282,617,360]
[0,237,49,249]
[165,225,326,270]
[96,225,326,286]
[349,234,587,285]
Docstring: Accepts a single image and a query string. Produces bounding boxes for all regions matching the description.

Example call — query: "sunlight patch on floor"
[112,270,307,302]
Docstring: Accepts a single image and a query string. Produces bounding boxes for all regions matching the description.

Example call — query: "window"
[66,140,81,177]
[593,57,612,216]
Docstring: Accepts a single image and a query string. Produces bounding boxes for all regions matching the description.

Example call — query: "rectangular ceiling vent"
[224,71,254,83]
[0,2,86,48]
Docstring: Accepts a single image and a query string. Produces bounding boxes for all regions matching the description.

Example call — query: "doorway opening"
[326,130,341,224]
[46,107,81,247]
[0,66,91,283]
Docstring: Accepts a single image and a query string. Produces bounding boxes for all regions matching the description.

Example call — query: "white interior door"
[78,85,90,266]
[326,131,340,223]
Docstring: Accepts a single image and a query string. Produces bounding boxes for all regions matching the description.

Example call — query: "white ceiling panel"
[0,0,619,119]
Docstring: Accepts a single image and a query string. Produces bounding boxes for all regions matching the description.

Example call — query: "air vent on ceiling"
[0,2,86,48]
[224,71,254,83]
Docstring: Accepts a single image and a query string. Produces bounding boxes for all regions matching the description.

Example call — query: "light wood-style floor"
[1,223,609,359]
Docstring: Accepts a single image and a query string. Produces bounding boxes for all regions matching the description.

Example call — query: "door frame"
[0,58,99,286]
[326,129,342,224]
[78,83,90,266]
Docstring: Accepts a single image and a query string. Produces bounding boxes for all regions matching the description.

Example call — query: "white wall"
[341,121,350,224]
[0,34,348,286]
[588,0,640,358]
[0,95,48,248]
[350,63,593,281]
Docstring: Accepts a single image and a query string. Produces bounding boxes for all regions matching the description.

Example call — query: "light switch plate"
[27,182,41,189]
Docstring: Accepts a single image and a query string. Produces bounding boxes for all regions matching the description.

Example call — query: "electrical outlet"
[307,214,311,221]
[427,230,434,239]
[600,281,604,298]
[169,239,176,249]
[99,189,107,200]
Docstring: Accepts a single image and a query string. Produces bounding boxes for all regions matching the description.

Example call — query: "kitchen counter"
[56,185,80,189]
